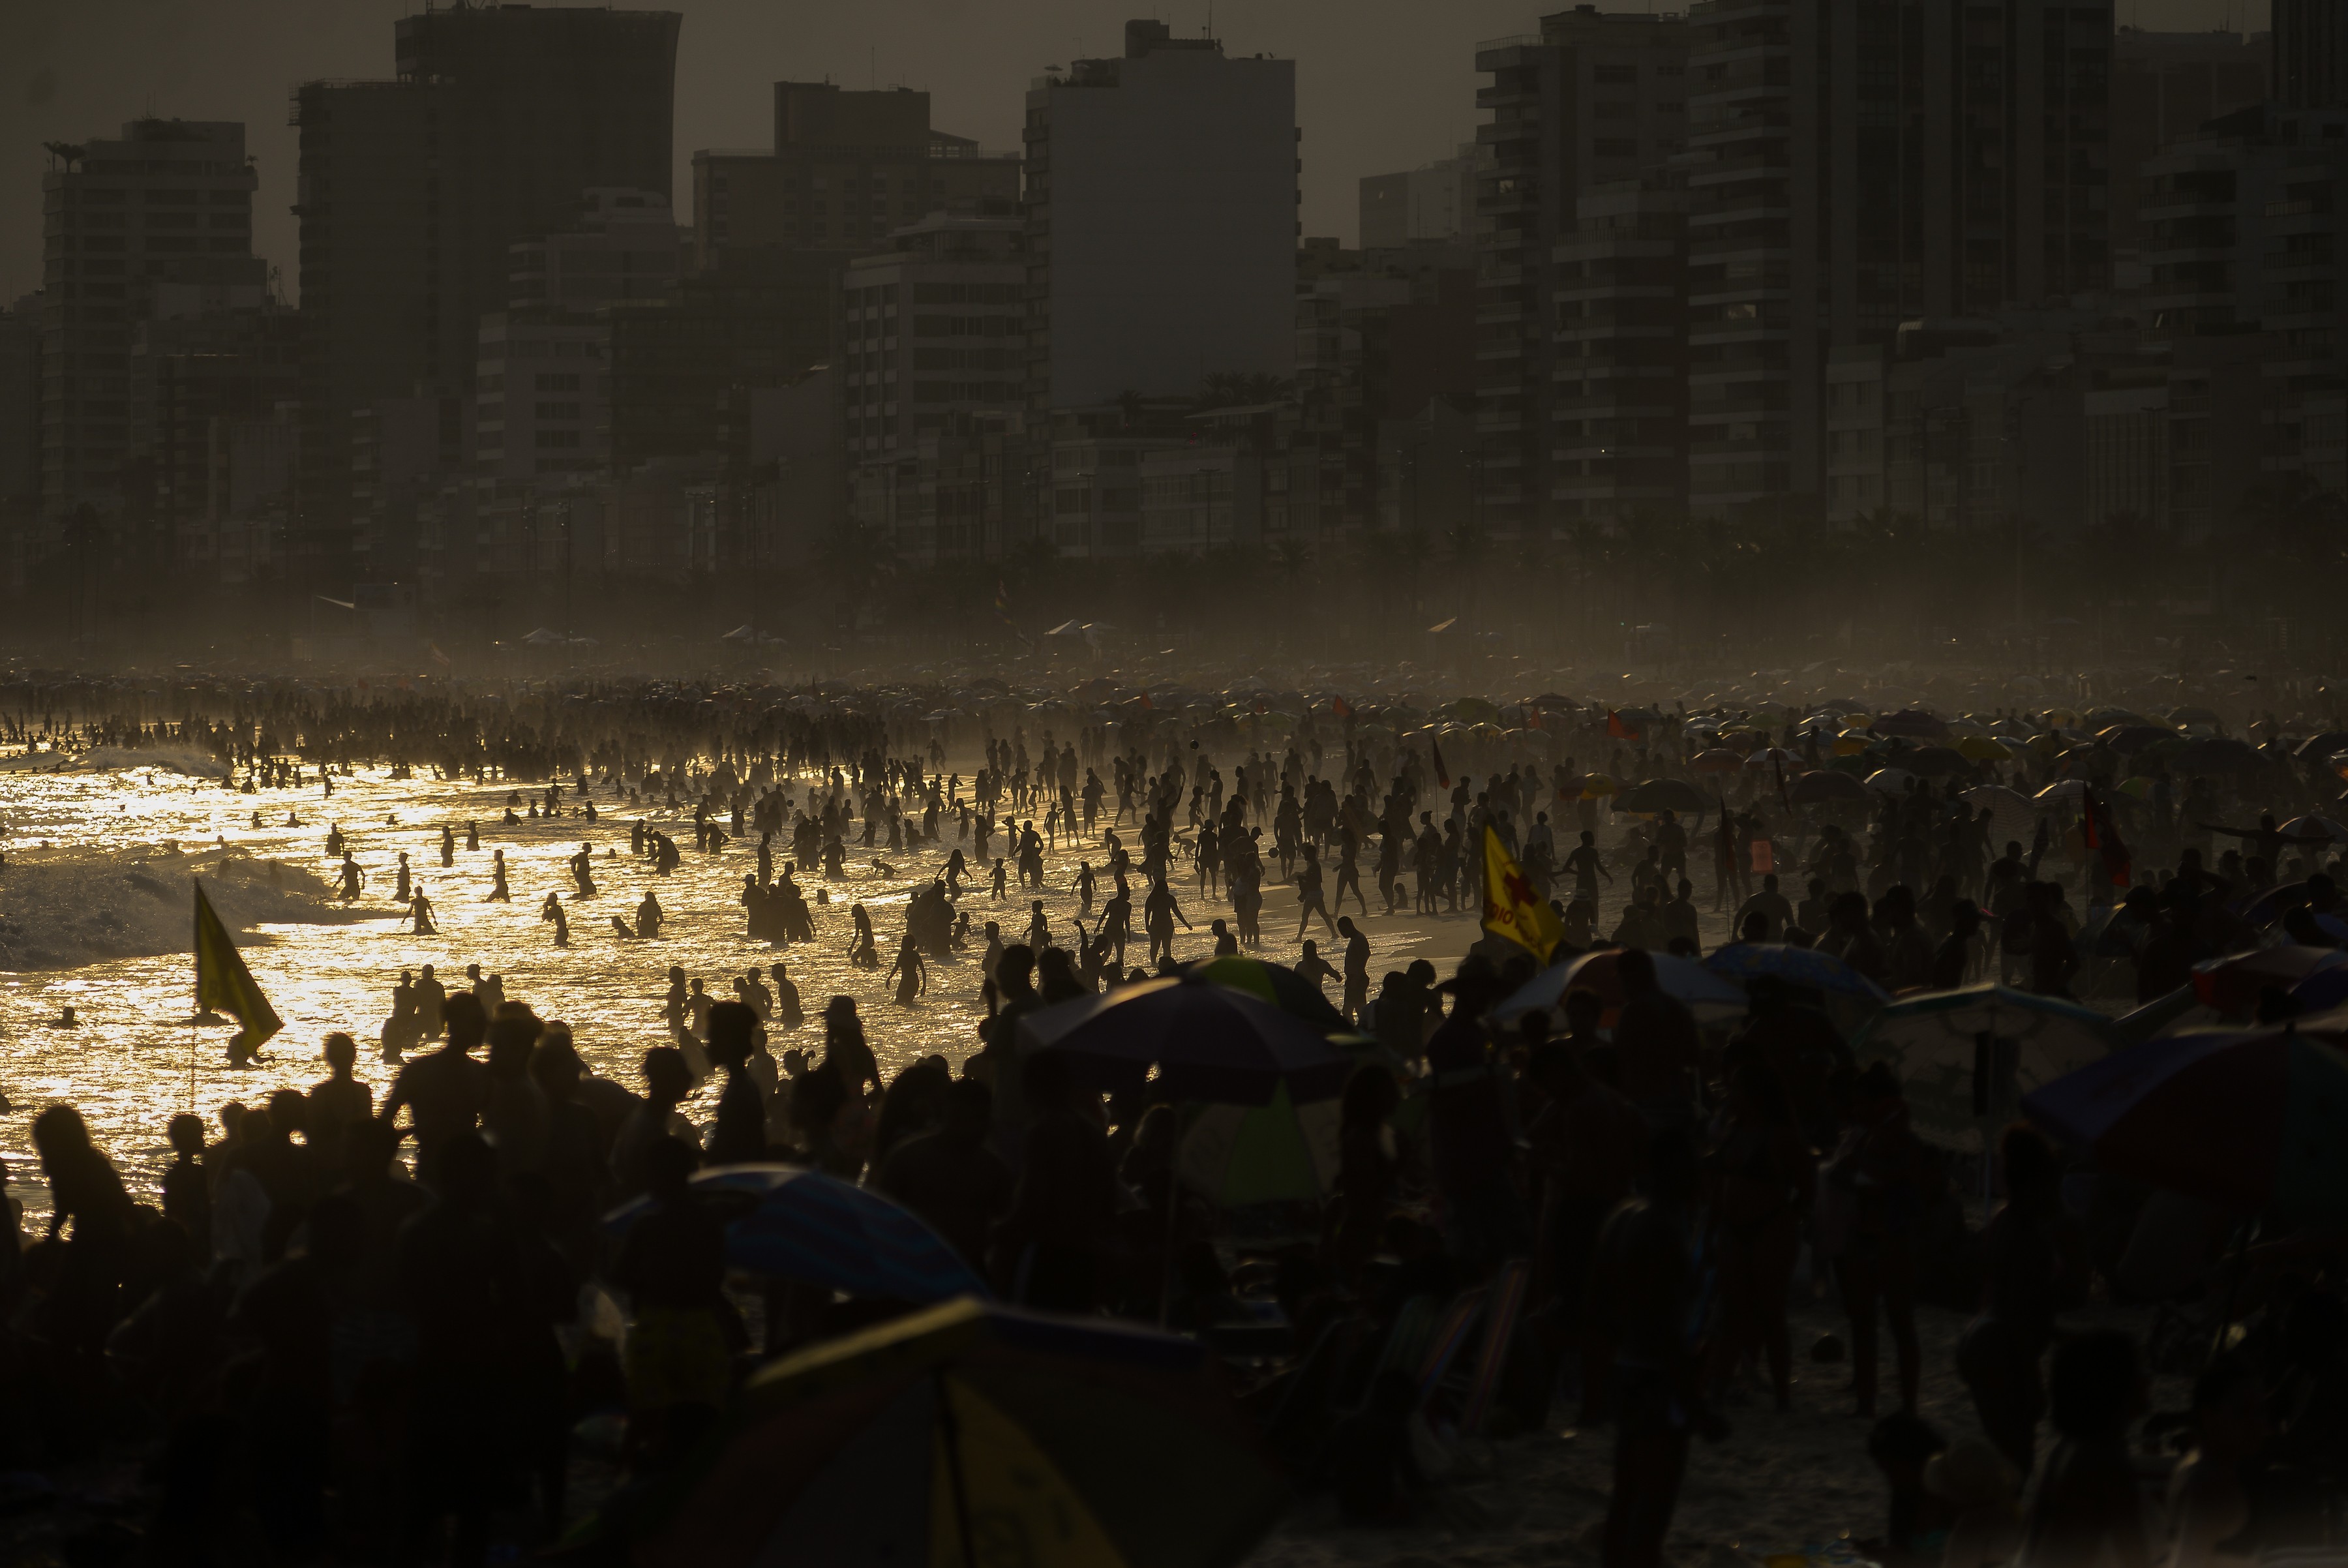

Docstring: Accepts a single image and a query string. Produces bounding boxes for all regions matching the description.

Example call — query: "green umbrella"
[615,1298,1287,1568]
[1183,954,1351,1034]
[1177,1081,1340,1207]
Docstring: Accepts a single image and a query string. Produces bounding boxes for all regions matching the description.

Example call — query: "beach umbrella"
[1691,747,1745,774]
[1957,735,2015,762]
[1177,1081,1342,1207]
[1702,942,1891,1004]
[1743,746,1799,772]
[1579,773,1620,799]
[2278,815,2348,845]
[1018,975,1353,1104]
[2191,945,2348,1014]
[1963,785,2036,847]
[1903,745,1970,777]
[1789,770,1870,806]
[1873,708,1948,738]
[1181,954,1349,1034]
[2021,1027,2348,1220]
[1494,948,1748,1027]
[1855,985,2112,1154]
[1863,767,1918,794]
[602,1165,986,1304]
[2172,736,2261,776]
[2100,725,2175,755]
[2086,707,2158,731]
[2169,705,2223,731]
[2295,731,2348,760]
[2032,779,2090,806]
[624,1297,1287,1568]
[1614,777,1709,815]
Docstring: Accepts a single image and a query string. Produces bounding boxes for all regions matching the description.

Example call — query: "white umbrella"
[1854,984,2110,1154]
[1863,767,1917,794]
[1963,785,2037,850]
[1494,950,1749,1026]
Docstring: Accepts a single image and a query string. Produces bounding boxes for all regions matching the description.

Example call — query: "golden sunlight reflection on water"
[0,764,1032,1221]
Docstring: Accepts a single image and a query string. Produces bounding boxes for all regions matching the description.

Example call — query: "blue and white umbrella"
[605,1163,988,1304]
[1702,942,1891,1003]
[1854,984,2111,1154]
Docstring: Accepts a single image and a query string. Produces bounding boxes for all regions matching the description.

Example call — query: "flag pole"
[189,877,200,1111]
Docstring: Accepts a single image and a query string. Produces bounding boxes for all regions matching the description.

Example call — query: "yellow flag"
[194,880,283,1063]
[1481,824,1563,962]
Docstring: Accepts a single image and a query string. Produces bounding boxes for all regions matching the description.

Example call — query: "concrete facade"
[1025,21,1299,413]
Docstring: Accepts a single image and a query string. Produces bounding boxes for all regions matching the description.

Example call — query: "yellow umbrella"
[1580,773,1619,799]
[1957,735,2014,762]
[1833,731,1871,756]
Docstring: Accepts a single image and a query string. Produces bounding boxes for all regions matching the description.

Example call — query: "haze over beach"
[7,0,2348,1565]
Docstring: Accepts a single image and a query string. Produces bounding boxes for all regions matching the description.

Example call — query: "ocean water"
[0,759,1051,1223]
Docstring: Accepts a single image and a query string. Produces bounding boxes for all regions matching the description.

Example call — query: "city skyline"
[0,0,2271,305]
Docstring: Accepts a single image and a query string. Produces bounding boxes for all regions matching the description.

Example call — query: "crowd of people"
[9,672,2348,1565]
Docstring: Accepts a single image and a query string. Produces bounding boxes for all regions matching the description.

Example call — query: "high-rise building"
[1359,145,1483,249]
[841,209,1026,466]
[1024,20,1299,421]
[0,295,38,527]
[606,252,837,472]
[1473,7,1688,537]
[841,209,1027,564]
[474,189,687,484]
[2275,0,2348,110]
[2111,28,2271,252]
[1553,171,1689,530]
[38,120,263,527]
[291,81,436,555]
[1679,0,2111,522]
[128,304,301,577]
[393,6,680,385]
[295,7,680,562]
[692,84,1019,271]
[507,189,690,314]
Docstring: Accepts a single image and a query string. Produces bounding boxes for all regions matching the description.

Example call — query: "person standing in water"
[541,892,570,947]
[570,843,597,897]
[488,849,511,903]
[338,851,366,903]
[440,825,455,868]
[408,883,438,936]
[395,851,412,904]
[888,929,927,1005]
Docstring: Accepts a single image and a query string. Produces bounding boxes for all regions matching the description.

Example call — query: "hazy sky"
[0,0,2270,306]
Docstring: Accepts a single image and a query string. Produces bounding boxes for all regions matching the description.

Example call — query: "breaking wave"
[0,848,354,971]
[0,744,230,779]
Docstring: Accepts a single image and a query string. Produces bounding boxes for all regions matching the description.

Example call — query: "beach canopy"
[1788,770,1870,806]
[2023,1024,2348,1220]
[626,1297,1287,1568]
[1856,984,2111,1153]
[1614,777,1709,815]
[1496,947,1747,1026]
[1177,1083,1341,1207]
[603,1164,984,1304]
[1181,954,1350,1034]
[1017,974,1354,1104]
[1703,942,1892,1004]
[2191,945,2348,1014]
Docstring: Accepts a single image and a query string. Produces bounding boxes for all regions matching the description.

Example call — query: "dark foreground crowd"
[12,899,2348,1568]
